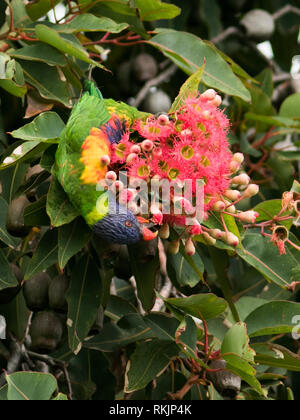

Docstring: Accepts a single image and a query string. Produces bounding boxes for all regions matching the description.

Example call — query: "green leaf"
[58,218,92,269]
[20,61,71,107]
[244,300,300,338]
[105,295,138,321]
[128,243,159,311]
[66,255,102,353]
[226,297,267,324]
[165,293,228,320]
[0,197,19,248]
[245,113,299,128]
[124,340,179,392]
[253,199,293,229]
[279,93,300,119]
[26,0,62,21]
[35,24,104,69]
[0,55,26,98]
[167,249,204,288]
[221,322,255,363]
[5,372,57,400]
[237,233,300,288]
[24,229,58,280]
[253,343,300,372]
[143,312,179,342]
[0,141,48,170]
[223,354,264,396]
[136,0,181,21]
[170,64,205,113]
[24,196,50,227]
[85,313,153,352]
[46,176,79,227]
[10,112,65,144]
[10,44,66,66]
[0,285,30,340]
[0,163,28,203]
[256,68,274,98]
[0,250,18,291]
[149,30,251,101]
[54,13,129,33]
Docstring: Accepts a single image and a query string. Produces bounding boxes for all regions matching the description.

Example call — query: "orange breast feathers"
[80,127,111,185]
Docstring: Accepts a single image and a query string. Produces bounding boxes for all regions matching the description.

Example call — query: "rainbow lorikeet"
[55,81,157,245]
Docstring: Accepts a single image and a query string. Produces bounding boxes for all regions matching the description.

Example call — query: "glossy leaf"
[10,112,65,143]
[124,340,179,392]
[170,64,205,113]
[149,30,251,101]
[46,177,79,227]
[35,25,104,69]
[84,314,153,352]
[0,250,18,291]
[165,293,228,320]
[54,14,129,33]
[238,232,300,288]
[58,218,92,269]
[66,255,102,353]
[5,372,57,401]
[244,301,300,337]
[24,229,58,280]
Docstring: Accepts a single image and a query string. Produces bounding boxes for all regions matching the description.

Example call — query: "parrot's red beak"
[136,216,158,241]
[142,227,158,241]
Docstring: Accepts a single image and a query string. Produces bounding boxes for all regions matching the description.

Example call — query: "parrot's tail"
[83,80,103,100]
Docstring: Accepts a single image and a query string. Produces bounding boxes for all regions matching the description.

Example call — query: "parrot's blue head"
[92,205,157,245]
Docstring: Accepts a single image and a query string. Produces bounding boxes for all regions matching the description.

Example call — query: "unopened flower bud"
[209,229,223,239]
[130,145,141,154]
[141,139,154,152]
[222,232,239,247]
[159,223,170,239]
[237,211,259,223]
[126,153,138,163]
[202,89,217,100]
[211,95,222,107]
[168,240,180,255]
[185,238,196,256]
[242,184,259,199]
[100,155,110,166]
[229,160,241,173]
[232,153,244,165]
[105,171,117,182]
[157,114,169,125]
[202,232,216,246]
[224,200,236,214]
[212,201,226,212]
[231,174,250,186]
[224,190,241,201]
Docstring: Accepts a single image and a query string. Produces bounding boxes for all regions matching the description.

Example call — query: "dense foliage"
[0,0,300,401]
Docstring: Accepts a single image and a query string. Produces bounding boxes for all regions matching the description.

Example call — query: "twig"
[211,27,240,44]
[133,64,177,107]
[273,5,300,20]
[129,276,145,315]
[152,277,173,312]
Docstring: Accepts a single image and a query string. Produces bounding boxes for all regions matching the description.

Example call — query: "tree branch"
[132,64,177,108]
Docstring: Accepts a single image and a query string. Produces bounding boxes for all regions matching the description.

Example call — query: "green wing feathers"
[55,85,150,226]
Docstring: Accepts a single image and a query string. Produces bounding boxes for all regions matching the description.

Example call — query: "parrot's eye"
[125,221,133,228]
